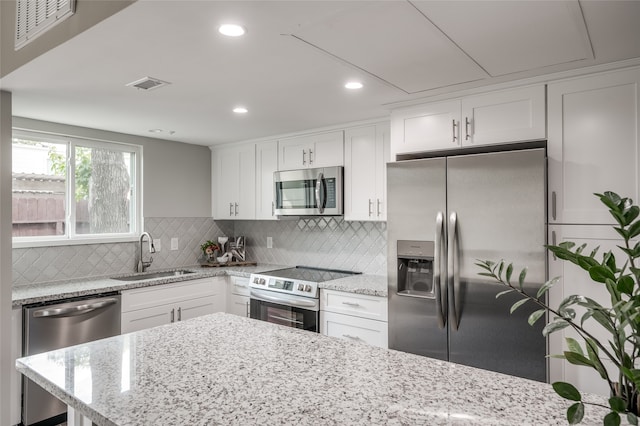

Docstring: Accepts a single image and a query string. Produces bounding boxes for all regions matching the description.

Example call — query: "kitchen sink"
[113,270,196,282]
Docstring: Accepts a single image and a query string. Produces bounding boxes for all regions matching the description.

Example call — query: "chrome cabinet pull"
[377,199,382,217]
[235,202,239,216]
[170,308,175,323]
[309,148,313,164]
[552,191,557,221]
[368,199,373,216]
[342,334,361,340]
[551,230,557,260]
[272,201,275,217]
[245,301,250,317]
[302,149,306,165]
[452,119,458,143]
[342,301,360,307]
[465,117,471,140]
[177,307,182,321]
[229,203,234,216]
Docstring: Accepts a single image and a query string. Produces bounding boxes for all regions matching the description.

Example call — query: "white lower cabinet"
[11,308,22,426]
[121,278,225,334]
[548,225,626,397]
[320,289,388,349]
[226,276,250,317]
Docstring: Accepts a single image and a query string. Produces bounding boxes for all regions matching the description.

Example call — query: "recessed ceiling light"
[345,81,363,90]
[149,129,163,133]
[218,24,246,37]
[148,129,176,135]
[233,107,248,114]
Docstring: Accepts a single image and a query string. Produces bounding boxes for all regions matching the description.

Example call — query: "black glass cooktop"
[264,266,361,283]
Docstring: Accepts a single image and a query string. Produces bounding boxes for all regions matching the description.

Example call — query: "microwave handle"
[315,172,325,213]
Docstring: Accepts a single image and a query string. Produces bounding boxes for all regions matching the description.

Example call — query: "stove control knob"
[297,284,304,291]
[252,277,259,284]
[259,278,266,285]
[304,284,312,292]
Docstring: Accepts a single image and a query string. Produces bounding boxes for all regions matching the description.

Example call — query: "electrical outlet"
[171,238,179,251]
[154,239,162,252]
[267,236,273,248]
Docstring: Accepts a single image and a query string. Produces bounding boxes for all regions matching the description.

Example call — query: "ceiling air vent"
[126,77,171,91]
[15,0,77,50]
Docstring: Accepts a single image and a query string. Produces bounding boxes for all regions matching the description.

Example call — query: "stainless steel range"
[249,266,360,332]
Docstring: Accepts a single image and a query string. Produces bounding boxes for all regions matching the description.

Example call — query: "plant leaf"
[536,276,560,299]
[518,267,527,290]
[564,351,594,368]
[567,402,584,425]
[564,337,584,356]
[495,289,514,298]
[604,411,621,426]
[589,265,616,283]
[553,382,582,401]
[629,220,640,239]
[528,309,546,326]
[627,412,638,426]
[616,275,634,295]
[609,396,626,413]
[510,298,529,314]
[505,263,513,283]
[543,319,570,336]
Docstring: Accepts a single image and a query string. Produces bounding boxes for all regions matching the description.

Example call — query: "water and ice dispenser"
[397,240,435,298]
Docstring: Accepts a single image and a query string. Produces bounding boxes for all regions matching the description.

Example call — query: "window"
[12,130,142,246]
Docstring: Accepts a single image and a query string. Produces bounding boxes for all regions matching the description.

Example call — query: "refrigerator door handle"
[434,212,447,328]
[448,211,461,330]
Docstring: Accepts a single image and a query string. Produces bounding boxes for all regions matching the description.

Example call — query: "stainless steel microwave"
[274,166,343,216]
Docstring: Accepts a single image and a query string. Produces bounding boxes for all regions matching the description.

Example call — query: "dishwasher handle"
[32,298,120,318]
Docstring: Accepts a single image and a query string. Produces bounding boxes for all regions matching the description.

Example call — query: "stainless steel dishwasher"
[23,293,121,426]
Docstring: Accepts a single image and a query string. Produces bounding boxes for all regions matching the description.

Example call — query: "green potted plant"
[477,192,639,426]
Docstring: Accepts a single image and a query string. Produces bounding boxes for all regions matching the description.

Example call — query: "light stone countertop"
[16,312,608,426]
[12,266,387,307]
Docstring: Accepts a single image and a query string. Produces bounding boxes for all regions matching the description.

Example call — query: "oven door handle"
[250,289,317,308]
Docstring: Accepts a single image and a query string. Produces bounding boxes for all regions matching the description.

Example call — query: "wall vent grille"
[126,77,171,91]
[15,0,76,50]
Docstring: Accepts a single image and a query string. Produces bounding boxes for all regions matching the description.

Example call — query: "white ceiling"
[2,0,640,146]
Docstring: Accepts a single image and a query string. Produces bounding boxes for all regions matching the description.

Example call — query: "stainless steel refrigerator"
[387,148,547,382]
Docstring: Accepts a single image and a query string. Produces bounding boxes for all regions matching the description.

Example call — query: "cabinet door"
[178,296,217,321]
[236,144,256,220]
[548,68,640,224]
[344,126,377,221]
[375,122,390,221]
[121,303,173,334]
[227,293,250,317]
[278,135,310,170]
[461,85,545,146]
[11,308,22,426]
[548,225,626,397]
[321,311,388,349]
[255,140,278,220]
[309,130,344,168]
[390,99,461,158]
[214,148,240,219]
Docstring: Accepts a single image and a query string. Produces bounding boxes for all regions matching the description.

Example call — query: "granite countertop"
[16,313,607,426]
[12,266,387,307]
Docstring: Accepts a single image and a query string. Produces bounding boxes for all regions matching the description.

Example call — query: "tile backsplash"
[234,217,387,276]
[12,218,229,286]
[12,216,386,286]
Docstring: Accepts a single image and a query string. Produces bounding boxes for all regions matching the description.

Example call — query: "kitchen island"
[16,313,607,425]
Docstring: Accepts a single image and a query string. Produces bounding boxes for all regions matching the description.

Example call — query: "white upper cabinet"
[255,140,278,220]
[212,144,256,220]
[461,85,545,146]
[278,130,344,171]
[548,67,640,224]
[390,85,546,159]
[344,122,390,221]
[391,99,461,157]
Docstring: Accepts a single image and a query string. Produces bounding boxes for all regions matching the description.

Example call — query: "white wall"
[13,117,212,218]
[1,91,13,426]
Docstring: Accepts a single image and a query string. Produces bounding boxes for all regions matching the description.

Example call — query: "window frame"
[12,129,143,248]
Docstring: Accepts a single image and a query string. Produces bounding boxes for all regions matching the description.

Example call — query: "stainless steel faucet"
[137,232,156,272]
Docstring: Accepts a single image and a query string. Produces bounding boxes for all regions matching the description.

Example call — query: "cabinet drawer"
[321,289,388,321]
[321,311,388,349]
[228,276,250,296]
[121,278,214,313]
[227,293,250,317]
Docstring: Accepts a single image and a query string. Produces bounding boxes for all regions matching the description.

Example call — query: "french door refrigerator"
[387,148,547,382]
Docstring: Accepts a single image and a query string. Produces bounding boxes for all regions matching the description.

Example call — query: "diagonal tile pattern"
[12,216,387,286]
